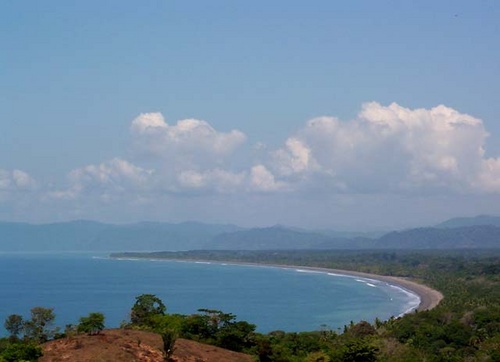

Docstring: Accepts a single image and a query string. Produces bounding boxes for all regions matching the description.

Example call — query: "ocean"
[0,252,419,334]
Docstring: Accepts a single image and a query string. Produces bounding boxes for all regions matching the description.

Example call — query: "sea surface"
[0,252,419,335]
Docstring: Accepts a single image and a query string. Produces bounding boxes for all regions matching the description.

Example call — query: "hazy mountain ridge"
[435,215,500,228]
[0,215,499,251]
[375,225,500,249]
[206,225,336,250]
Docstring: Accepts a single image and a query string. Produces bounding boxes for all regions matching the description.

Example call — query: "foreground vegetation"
[1,249,499,361]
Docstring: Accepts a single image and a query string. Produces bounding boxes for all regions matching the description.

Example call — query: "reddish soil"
[40,329,254,362]
[169,339,254,362]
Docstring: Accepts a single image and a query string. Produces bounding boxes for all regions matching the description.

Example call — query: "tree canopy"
[130,293,166,325]
[77,312,105,335]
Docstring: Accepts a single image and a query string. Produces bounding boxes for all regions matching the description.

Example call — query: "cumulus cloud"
[272,138,317,177]
[266,102,500,193]
[47,158,153,201]
[475,158,500,192]
[48,114,250,201]
[130,112,246,167]
[249,165,288,192]
[127,112,252,194]
[0,169,36,191]
[0,169,37,207]
[43,103,500,207]
[69,158,152,187]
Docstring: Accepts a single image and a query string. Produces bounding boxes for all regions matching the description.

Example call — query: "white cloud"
[127,112,250,194]
[48,158,153,201]
[69,158,152,187]
[0,169,37,206]
[360,102,486,188]
[0,169,36,191]
[474,158,500,193]
[272,138,316,176]
[177,169,246,193]
[130,113,246,167]
[130,112,167,133]
[267,102,500,193]
[249,165,288,192]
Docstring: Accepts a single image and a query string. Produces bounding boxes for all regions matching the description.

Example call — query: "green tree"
[0,342,42,362]
[341,340,378,362]
[216,320,256,352]
[306,351,331,362]
[197,309,235,334]
[346,321,376,338]
[77,312,105,335]
[130,294,166,326]
[4,315,23,339]
[23,307,56,342]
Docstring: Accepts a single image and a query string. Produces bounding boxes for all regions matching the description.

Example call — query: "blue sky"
[2,1,500,230]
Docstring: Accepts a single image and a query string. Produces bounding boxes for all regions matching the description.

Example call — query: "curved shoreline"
[275,265,444,312]
[114,256,444,312]
[209,261,444,312]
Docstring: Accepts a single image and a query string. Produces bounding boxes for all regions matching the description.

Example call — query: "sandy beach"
[259,264,444,312]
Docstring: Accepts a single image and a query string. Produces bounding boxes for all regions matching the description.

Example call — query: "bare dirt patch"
[40,329,253,362]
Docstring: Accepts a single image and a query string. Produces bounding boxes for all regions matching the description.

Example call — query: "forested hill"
[1,216,500,251]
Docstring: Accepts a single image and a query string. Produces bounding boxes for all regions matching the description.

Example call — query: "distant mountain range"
[1,215,499,251]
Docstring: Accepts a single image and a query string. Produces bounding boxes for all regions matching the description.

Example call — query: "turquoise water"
[0,253,419,334]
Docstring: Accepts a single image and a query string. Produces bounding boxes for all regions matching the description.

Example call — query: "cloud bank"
[44,102,500,201]
[267,102,498,194]
[4,102,500,226]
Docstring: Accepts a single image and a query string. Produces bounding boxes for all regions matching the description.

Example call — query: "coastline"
[212,262,444,312]
[279,265,444,312]
[113,256,444,312]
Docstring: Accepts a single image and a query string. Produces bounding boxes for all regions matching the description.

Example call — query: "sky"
[1,1,500,230]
